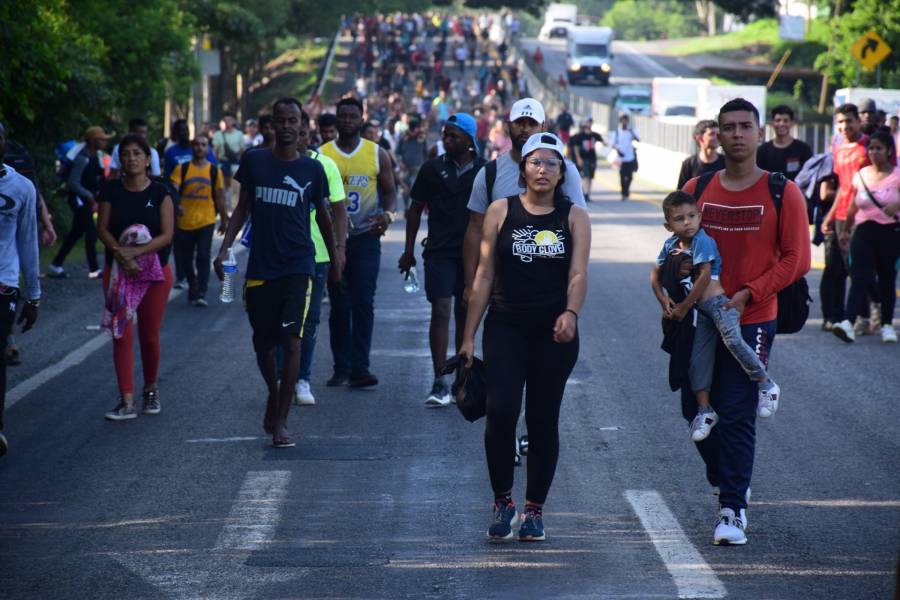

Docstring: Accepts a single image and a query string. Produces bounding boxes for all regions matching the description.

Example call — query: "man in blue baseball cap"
[399,113,486,407]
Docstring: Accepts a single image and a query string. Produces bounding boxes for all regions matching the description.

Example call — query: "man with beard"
[462,98,585,303]
[320,97,398,388]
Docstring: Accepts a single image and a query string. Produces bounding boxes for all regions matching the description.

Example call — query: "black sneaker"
[487,498,519,542]
[326,372,348,387]
[105,400,138,421]
[425,377,450,407]
[347,370,378,388]
[518,507,546,541]
[142,390,161,415]
[192,297,209,308]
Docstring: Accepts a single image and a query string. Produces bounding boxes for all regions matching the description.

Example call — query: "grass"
[667,19,780,56]
[247,38,327,115]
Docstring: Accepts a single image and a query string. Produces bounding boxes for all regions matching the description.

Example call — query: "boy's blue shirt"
[656,228,722,278]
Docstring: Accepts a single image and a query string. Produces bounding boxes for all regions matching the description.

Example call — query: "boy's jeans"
[690,295,767,393]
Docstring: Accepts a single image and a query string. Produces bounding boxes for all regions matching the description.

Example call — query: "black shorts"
[244,274,310,353]
[579,159,597,180]
[424,256,464,303]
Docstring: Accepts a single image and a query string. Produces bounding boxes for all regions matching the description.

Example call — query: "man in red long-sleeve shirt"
[682,98,811,546]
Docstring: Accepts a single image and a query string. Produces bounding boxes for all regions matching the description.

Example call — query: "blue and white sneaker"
[486,498,519,542]
[713,507,747,545]
[518,507,546,541]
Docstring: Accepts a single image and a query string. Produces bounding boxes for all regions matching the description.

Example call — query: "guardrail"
[310,30,340,103]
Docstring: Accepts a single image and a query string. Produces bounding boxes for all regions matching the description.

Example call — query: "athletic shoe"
[141,390,161,415]
[105,401,138,421]
[713,507,747,545]
[425,378,451,407]
[0,432,7,457]
[881,325,898,343]
[518,507,546,541]
[46,265,68,279]
[88,269,103,279]
[869,302,882,334]
[690,407,719,442]
[832,320,855,343]
[854,318,871,336]
[348,370,378,388]
[486,498,519,542]
[821,320,834,331]
[295,379,315,405]
[173,279,188,290]
[326,372,348,387]
[757,382,781,418]
[192,297,209,308]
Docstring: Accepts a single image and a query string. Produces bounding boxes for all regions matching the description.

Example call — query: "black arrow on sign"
[861,38,879,59]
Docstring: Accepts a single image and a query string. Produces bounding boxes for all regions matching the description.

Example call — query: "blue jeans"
[681,320,776,512]
[690,295,767,393]
[274,262,330,381]
[328,233,381,374]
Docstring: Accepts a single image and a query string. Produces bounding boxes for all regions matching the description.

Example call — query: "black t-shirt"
[98,179,171,267]
[237,148,327,279]
[677,154,725,190]
[569,131,604,162]
[410,154,485,258]
[756,139,813,181]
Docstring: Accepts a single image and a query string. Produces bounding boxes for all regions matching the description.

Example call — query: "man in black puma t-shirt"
[214,98,340,449]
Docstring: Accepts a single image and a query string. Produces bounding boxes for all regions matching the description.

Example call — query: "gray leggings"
[690,294,767,393]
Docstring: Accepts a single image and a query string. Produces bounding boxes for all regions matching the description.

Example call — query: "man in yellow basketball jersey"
[320,97,397,388]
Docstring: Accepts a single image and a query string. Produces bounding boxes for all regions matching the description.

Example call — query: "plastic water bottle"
[220,247,238,303]
[403,267,419,294]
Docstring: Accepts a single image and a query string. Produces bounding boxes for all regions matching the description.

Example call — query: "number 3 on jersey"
[347,191,361,214]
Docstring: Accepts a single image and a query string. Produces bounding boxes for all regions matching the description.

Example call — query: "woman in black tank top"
[461,133,591,542]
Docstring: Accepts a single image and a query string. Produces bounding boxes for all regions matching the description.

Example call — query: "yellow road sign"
[850,30,892,70]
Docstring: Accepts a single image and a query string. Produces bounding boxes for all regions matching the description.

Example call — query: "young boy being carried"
[651,191,780,442]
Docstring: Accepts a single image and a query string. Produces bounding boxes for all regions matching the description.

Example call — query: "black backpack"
[692,170,811,334]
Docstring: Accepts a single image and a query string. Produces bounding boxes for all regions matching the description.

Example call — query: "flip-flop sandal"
[272,437,295,448]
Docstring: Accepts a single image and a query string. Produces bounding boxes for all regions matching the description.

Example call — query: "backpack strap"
[484,159,497,202]
[767,171,788,241]
[177,160,190,199]
[691,170,718,202]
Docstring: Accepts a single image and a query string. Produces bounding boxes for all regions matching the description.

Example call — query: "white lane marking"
[7,245,245,409]
[369,349,432,357]
[215,470,291,552]
[598,426,622,431]
[186,436,265,444]
[625,490,726,599]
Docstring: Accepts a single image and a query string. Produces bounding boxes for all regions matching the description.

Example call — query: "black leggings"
[53,201,98,272]
[483,312,579,505]
[174,224,214,298]
[619,160,636,198]
[847,220,900,324]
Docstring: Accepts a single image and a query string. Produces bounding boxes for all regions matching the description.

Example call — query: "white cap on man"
[509,98,546,125]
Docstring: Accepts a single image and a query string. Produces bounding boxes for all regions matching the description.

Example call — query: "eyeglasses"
[525,157,562,171]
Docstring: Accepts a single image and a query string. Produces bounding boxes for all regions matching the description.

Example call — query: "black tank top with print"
[490,195,573,323]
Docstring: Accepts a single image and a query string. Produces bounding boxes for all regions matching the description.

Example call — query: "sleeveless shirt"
[491,195,572,323]
[320,138,381,236]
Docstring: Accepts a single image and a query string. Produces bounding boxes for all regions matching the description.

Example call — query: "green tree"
[602,0,702,40]
[815,0,900,89]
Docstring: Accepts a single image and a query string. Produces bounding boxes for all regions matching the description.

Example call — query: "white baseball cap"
[509,98,546,124]
[521,132,566,159]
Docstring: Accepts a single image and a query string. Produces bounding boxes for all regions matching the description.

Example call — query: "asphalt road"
[519,37,699,107]
[0,163,896,600]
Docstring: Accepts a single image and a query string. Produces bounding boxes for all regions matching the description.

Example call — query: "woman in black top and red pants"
[461,133,591,542]
[97,134,174,420]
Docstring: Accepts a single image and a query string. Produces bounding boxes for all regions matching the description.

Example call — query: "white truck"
[652,77,767,124]
[614,85,652,116]
[651,77,709,123]
[539,3,577,40]
[698,85,767,124]
[834,87,900,117]
[565,27,615,86]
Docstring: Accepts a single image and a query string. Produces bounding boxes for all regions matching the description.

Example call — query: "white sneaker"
[713,507,747,545]
[757,382,780,418]
[690,408,719,442]
[88,269,103,279]
[294,379,315,405]
[832,320,856,343]
[881,325,898,343]
[425,378,451,407]
[173,279,188,290]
